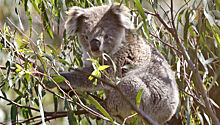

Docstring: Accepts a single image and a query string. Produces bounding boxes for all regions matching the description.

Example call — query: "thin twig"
[170,0,176,31]
[149,32,182,54]
[158,3,172,27]
[122,113,138,125]
[32,114,67,125]
[41,8,46,52]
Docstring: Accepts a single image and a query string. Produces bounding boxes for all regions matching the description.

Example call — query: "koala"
[52,3,179,125]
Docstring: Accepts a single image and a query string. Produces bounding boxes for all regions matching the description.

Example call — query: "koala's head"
[65,3,133,58]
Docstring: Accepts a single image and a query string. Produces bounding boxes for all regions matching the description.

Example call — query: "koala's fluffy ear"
[110,3,134,29]
[65,7,85,36]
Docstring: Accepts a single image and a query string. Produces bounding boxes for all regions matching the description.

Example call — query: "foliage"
[0,0,219,125]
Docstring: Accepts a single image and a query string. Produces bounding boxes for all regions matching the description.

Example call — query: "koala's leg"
[104,66,178,124]
[46,66,109,92]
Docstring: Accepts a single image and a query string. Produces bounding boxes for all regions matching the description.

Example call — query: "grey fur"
[54,3,179,124]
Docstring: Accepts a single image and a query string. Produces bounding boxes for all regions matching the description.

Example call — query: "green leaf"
[134,0,150,38]
[11,104,17,124]
[47,45,58,58]
[97,65,109,71]
[58,59,70,65]
[86,58,95,62]
[52,74,66,83]
[87,95,114,125]
[67,102,78,125]
[38,56,47,72]
[177,9,185,24]
[25,72,31,82]
[134,0,146,20]
[41,1,54,39]
[30,0,40,14]
[34,98,39,107]
[136,89,143,108]
[46,27,54,39]
[43,53,53,62]
[13,95,22,103]
[88,70,101,85]
[6,61,11,76]
[37,0,42,5]
[53,95,58,112]
[14,89,24,97]
[216,33,220,44]
[183,9,190,48]
[15,64,23,72]
[188,26,197,38]
[0,42,3,50]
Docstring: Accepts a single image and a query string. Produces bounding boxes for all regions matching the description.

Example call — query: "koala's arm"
[46,66,109,92]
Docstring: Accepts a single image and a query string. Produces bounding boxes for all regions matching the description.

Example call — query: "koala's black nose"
[90,39,101,51]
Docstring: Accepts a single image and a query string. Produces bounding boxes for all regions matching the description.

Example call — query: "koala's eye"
[104,34,109,40]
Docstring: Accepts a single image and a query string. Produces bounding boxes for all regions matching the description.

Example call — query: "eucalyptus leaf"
[87,95,114,125]
[10,104,17,124]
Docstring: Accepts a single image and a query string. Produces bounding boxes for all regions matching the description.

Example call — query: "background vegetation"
[0,0,220,124]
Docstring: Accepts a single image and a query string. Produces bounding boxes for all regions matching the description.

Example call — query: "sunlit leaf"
[204,112,211,125]
[197,112,204,125]
[97,65,109,71]
[209,98,219,108]
[15,64,23,72]
[136,89,143,108]
[134,0,146,20]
